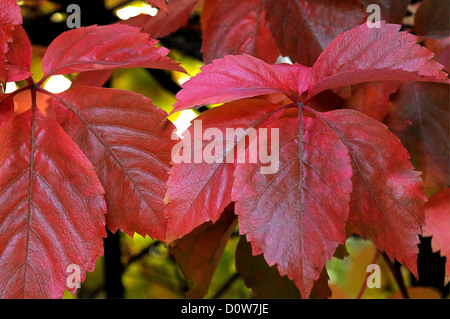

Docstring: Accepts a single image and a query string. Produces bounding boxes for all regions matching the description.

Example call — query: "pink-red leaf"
[0,0,23,84]
[173,54,310,112]
[165,99,283,243]
[201,0,278,64]
[51,87,176,240]
[320,109,426,276]
[415,0,449,39]
[0,108,106,298]
[263,0,366,66]
[42,24,184,78]
[232,115,352,298]
[123,0,198,39]
[169,204,237,298]
[5,25,32,82]
[307,22,449,100]
[386,82,449,194]
[422,188,450,285]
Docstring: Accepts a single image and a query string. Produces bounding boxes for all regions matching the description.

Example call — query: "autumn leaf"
[169,204,237,298]
[41,24,184,79]
[0,0,23,84]
[422,188,450,285]
[360,0,411,24]
[307,22,449,100]
[201,0,278,64]
[387,82,449,194]
[51,87,176,240]
[263,0,366,66]
[172,54,310,112]
[5,25,32,83]
[165,99,283,242]
[321,109,426,277]
[232,116,352,298]
[0,108,106,298]
[415,0,449,39]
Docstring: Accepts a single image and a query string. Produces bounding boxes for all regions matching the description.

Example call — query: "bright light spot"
[174,72,192,86]
[50,12,67,23]
[172,110,198,138]
[4,82,18,93]
[43,75,72,93]
[276,55,293,64]
[16,0,24,5]
[115,3,159,20]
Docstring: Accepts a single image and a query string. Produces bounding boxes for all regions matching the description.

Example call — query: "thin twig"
[381,252,409,299]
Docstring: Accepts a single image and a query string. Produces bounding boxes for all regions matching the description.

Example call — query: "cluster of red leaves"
[0,0,448,299]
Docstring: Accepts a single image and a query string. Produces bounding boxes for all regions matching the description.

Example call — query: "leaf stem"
[381,252,409,299]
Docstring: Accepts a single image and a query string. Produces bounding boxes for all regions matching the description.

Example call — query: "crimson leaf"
[0,108,106,298]
[51,87,176,240]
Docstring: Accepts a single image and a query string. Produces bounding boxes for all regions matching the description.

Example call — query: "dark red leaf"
[201,0,278,64]
[165,99,283,242]
[235,236,332,298]
[343,81,399,122]
[42,24,184,78]
[263,0,366,66]
[321,109,426,277]
[169,204,237,298]
[0,108,106,298]
[123,0,198,39]
[232,115,352,298]
[307,22,449,100]
[415,0,449,39]
[386,82,449,194]
[422,188,450,285]
[51,87,176,240]
[360,0,411,24]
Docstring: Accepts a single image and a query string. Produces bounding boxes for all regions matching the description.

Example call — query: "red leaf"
[165,99,283,242]
[145,0,168,13]
[169,204,237,298]
[263,0,366,66]
[422,188,450,285]
[386,82,449,194]
[201,0,278,64]
[0,94,14,128]
[320,109,426,276]
[42,24,184,78]
[5,25,32,82]
[307,22,449,100]
[123,0,198,39]
[173,54,310,112]
[51,87,176,240]
[0,0,23,84]
[415,0,449,39]
[232,116,352,298]
[0,108,106,298]
[360,0,411,24]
